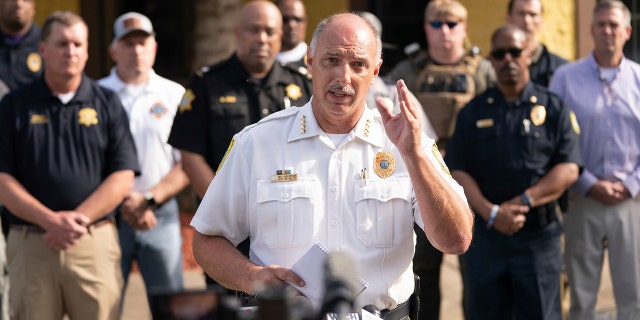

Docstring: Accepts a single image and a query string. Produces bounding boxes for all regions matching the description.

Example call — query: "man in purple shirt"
[549,1,640,319]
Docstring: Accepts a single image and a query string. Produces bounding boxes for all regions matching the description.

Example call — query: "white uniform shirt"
[191,100,467,310]
[99,68,185,192]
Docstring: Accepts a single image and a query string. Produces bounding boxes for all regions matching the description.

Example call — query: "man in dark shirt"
[0,0,41,90]
[0,11,139,319]
[445,25,582,319]
[169,0,312,200]
[506,0,568,87]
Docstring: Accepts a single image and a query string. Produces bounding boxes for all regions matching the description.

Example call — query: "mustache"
[326,83,355,95]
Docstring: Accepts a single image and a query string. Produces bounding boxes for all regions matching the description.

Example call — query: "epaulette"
[281,61,312,80]
[194,58,235,77]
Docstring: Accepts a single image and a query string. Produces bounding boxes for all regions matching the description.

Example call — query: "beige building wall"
[34,0,79,25]
[462,0,576,61]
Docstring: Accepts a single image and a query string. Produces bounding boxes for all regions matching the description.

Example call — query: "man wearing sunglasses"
[445,25,582,319]
[386,1,495,319]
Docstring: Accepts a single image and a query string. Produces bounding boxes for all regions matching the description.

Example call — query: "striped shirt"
[549,53,640,197]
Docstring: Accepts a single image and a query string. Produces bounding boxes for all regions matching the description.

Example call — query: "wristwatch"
[144,191,157,207]
[520,192,533,207]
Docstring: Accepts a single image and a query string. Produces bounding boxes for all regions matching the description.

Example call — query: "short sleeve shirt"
[445,82,582,204]
[190,102,467,310]
[168,54,312,170]
[0,75,140,225]
[99,69,185,192]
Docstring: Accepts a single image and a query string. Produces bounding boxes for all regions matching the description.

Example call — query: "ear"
[38,41,45,57]
[371,59,382,84]
[305,46,313,72]
[625,25,632,41]
[108,43,116,61]
[523,46,534,66]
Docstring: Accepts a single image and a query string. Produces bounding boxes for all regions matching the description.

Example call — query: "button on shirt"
[549,53,640,197]
[445,83,582,205]
[99,69,185,192]
[0,75,140,225]
[190,101,467,310]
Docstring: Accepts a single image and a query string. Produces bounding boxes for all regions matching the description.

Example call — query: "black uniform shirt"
[445,82,582,205]
[0,75,140,225]
[0,24,42,91]
[529,44,568,87]
[168,54,312,170]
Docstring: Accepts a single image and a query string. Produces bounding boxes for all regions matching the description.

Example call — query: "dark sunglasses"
[283,16,306,24]
[490,47,524,60]
[429,21,459,29]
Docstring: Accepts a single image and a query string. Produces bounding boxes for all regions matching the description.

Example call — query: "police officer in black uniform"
[0,0,41,91]
[445,25,582,320]
[168,0,311,289]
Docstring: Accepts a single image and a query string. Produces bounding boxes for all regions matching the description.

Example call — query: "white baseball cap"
[113,12,155,42]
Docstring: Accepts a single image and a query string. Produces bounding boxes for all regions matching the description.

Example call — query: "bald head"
[236,0,283,78]
[310,13,382,62]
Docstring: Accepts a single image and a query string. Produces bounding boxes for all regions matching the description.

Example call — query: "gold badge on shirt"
[476,118,494,128]
[285,84,302,101]
[374,151,396,179]
[29,114,48,124]
[530,105,546,126]
[26,52,41,73]
[569,111,581,135]
[178,89,195,113]
[78,107,98,127]
[219,96,237,103]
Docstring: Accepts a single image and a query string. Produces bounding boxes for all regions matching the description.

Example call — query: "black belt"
[381,298,411,320]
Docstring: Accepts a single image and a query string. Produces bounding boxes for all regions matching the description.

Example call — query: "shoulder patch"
[216,138,234,174]
[178,89,195,113]
[431,142,451,177]
[569,111,581,135]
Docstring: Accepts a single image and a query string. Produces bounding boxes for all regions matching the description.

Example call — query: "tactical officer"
[0,0,41,91]
[445,25,582,320]
[168,0,311,288]
[386,1,494,318]
[387,0,495,151]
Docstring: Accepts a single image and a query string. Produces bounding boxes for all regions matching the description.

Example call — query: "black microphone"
[319,251,359,319]
[362,304,381,317]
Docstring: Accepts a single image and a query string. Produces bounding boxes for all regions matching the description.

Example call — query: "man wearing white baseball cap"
[99,11,189,310]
